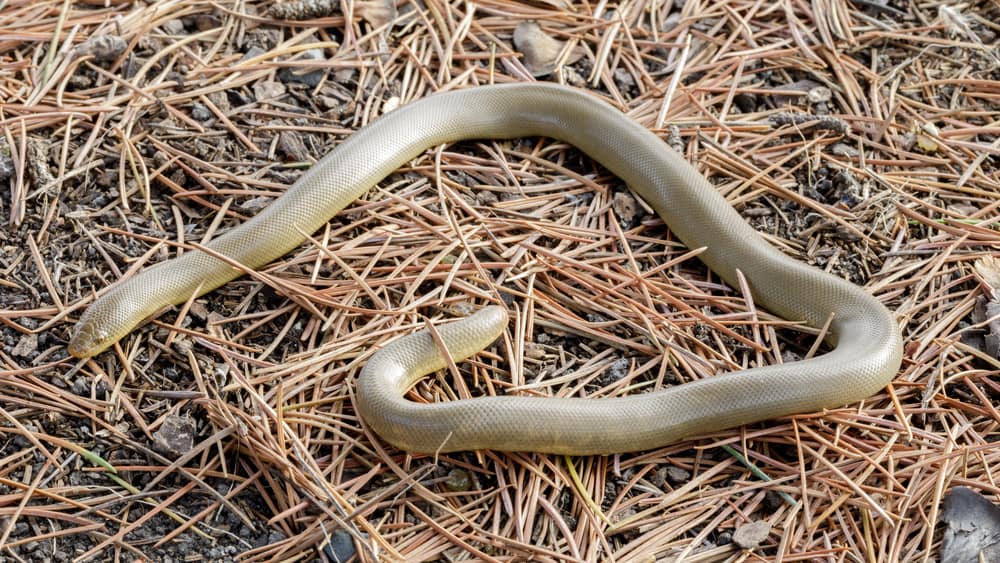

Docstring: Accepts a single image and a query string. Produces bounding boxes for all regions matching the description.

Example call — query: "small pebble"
[240,46,268,63]
[807,85,832,103]
[475,190,498,205]
[152,414,196,458]
[444,468,473,492]
[317,95,341,111]
[253,80,287,101]
[278,130,309,161]
[193,14,221,31]
[0,151,14,181]
[71,377,90,397]
[524,343,546,360]
[278,48,328,87]
[190,102,212,121]
[11,333,37,358]
[162,19,186,35]
[829,143,859,158]
[74,35,127,62]
[732,521,771,549]
[666,466,691,484]
[602,358,630,384]
[324,529,358,562]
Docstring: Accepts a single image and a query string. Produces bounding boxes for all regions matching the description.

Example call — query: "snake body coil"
[69,84,902,454]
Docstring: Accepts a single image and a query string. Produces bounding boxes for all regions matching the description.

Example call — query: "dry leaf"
[940,487,1000,562]
[512,21,582,77]
[975,256,1000,299]
[939,5,972,39]
[914,122,940,153]
[382,95,400,114]
[358,0,397,28]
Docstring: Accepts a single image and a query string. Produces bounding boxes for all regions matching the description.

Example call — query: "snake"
[68,83,902,455]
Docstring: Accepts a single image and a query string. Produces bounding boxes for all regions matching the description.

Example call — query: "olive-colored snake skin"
[69,83,902,455]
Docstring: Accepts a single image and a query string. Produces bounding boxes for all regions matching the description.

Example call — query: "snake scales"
[69,84,902,454]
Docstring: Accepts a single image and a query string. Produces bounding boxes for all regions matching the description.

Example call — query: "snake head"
[67,314,113,359]
[67,267,172,359]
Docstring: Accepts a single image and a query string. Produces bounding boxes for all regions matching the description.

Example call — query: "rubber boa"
[68,84,902,454]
